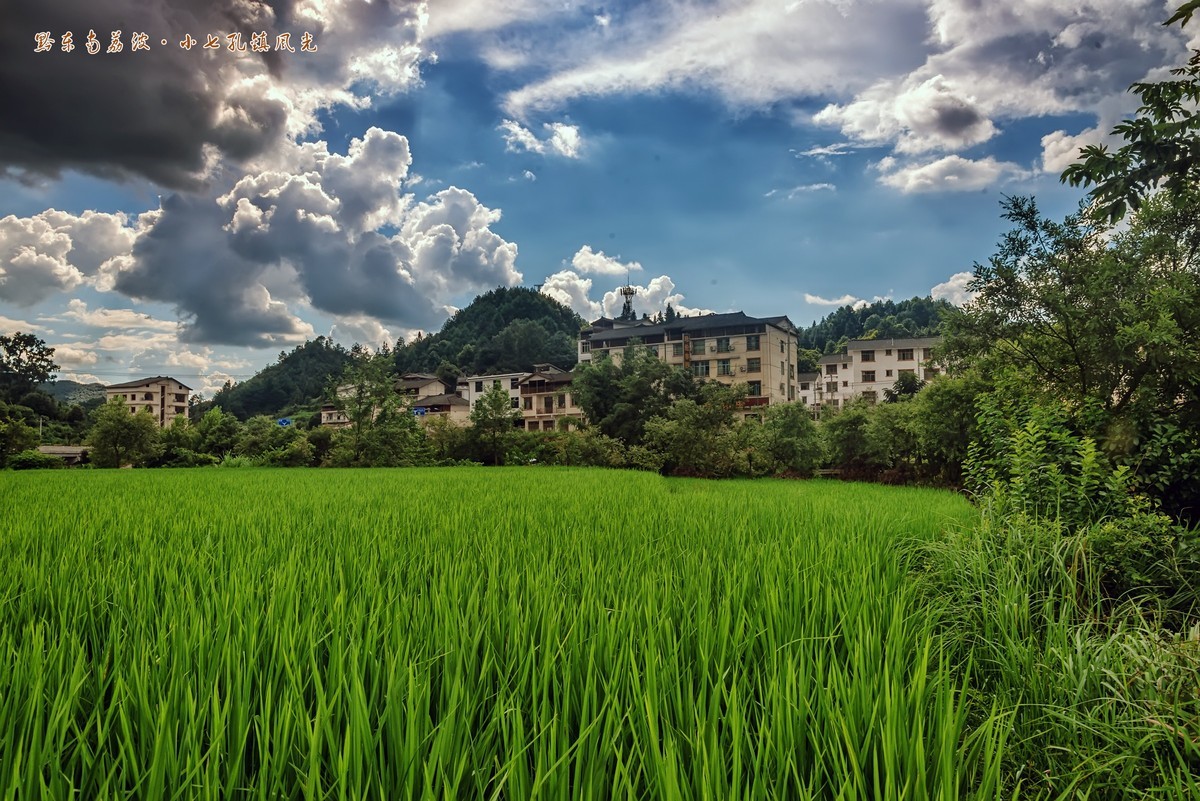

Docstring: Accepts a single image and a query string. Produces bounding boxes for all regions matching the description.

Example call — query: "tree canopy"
[797,297,953,355]
[212,337,353,420]
[393,288,584,376]
[0,332,58,403]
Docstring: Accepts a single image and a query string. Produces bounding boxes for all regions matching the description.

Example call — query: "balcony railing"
[734,396,769,409]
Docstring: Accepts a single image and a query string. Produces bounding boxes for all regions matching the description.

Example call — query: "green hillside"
[393,287,585,376]
[798,296,953,354]
[212,337,353,420]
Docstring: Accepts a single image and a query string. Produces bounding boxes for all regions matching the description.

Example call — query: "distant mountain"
[798,296,953,354]
[212,337,354,420]
[393,287,586,376]
[39,379,107,406]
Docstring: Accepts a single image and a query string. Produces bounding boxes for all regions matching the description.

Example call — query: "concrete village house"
[318,313,947,430]
[105,377,191,428]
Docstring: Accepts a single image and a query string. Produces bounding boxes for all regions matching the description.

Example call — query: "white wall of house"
[105,378,191,428]
[457,372,530,413]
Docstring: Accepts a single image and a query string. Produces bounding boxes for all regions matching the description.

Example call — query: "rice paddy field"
[0,467,1182,800]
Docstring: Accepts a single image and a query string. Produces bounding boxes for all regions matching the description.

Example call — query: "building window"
[826,364,837,375]
[493,380,502,389]
[885,349,892,356]
[788,365,795,379]
[779,382,785,394]
[174,393,186,402]
[861,350,875,362]
[826,382,838,394]
[898,348,914,361]
[800,396,808,405]
[842,380,848,387]
[899,368,916,376]
[923,348,933,360]
[174,406,185,415]
[748,380,762,396]
[862,390,877,404]
[800,382,809,391]
[716,337,732,353]
[842,363,849,370]
[523,397,532,410]
[510,377,520,389]
[543,397,554,412]
[926,367,941,378]
[886,369,893,377]
[475,380,483,392]
[672,343,684,357]
[746,335,760,351]
[780,361,785,376]
[691,360,710,377]
[557,394,566,408]
[747,357,761,372]
[580,341,590,353]
[143,392,153,400]
[129,406,136,414]
[510,397,519,409]
[831,398,840,407]
[691,338,706,354]
[717,359,733,376]
[862,370,876,382]
[788,386,795,400]
[780,340,785,353]
[648,345,658,356]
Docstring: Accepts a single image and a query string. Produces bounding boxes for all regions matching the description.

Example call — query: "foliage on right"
[944,188,1200,525]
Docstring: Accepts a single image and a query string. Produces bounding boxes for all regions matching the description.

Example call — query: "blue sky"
[0,0,1193,395]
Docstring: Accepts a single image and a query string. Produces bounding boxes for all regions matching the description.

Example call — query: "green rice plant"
[0,468,1002,799]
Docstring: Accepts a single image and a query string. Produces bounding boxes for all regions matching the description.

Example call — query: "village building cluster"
[106,312,946,431]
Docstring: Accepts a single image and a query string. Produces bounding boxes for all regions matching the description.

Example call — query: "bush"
[7,449,66,470]
[1080,512,1200,623]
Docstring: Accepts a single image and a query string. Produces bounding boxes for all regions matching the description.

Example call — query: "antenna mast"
[619,270,636,320]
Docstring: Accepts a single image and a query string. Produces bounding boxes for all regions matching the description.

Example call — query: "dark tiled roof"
[413,393,468,407]
[105,376,193,391]
[395,374,444,391]
[847,336,942,350]
[520,371,574,387]
[797,372,820,382]
[817,354,846,364]
[584,311,796,344]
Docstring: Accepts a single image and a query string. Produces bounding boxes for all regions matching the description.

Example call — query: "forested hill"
[393,287,585,377]
[212,337,353,420]
[798,296,953,354]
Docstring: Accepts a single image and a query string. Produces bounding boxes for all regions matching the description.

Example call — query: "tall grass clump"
[0,467,1005,800]
[919,404,1200,801]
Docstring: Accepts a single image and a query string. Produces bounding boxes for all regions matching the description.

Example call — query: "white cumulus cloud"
[499,119,585,158]
[570,245,642,276]
[878,155,1026,193]
[931,271,977,306]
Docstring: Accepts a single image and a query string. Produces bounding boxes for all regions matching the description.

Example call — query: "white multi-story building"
[456,371,529,413]
[105,377,191,428]
[813,336,944,410]
[579,311,804,420]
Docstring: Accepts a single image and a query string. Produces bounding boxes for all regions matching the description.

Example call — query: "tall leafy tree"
[945,189,1200,522]
[0,332,58,402]
[470,382,521,465]
[88,398,160,468]
[0,401,37,465]
[572,344,699,445]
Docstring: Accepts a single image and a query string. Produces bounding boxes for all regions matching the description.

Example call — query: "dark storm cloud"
[928,100,984,138]
[0,0,300,188]
[115,193,312,346]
